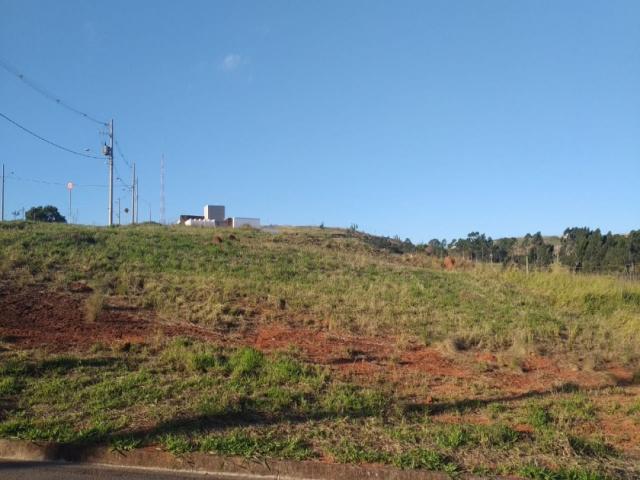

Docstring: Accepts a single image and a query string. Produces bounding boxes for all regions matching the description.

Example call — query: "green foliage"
[199,431,311,460]
[229,347,264,377]
[568,436,616,458]
[161,434,193,455]
[476,423,519,447]
[561,227,639,273]
[110,436,142,452]
[434,425,470,449]
[322,384,387,417]
[2,223,640,354]
[330,442,389,464]
[25,205,66,223]
[0,376,21,395]
[392,448,454,471]
[520,465,610,480]
[1,224,640,477]
[330,442,455,472]
[553,395,596,426]
[527,403,553,430]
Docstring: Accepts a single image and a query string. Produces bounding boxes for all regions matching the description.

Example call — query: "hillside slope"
[1,222,639,478]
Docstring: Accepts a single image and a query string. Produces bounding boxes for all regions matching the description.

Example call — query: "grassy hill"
[2,222,639,357]
[1,222,639,478]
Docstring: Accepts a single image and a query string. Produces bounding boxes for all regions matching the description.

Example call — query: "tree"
[425,238,447,258]
[25,205,66,223]
[525,232,554,267]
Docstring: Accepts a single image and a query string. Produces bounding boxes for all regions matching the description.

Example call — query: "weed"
[0,376,20,395]
[476,423,519,447]
[393,448,453,471]
[322,384,387,417]
[198,431,312,460]
[229,348,264,377]
[435,425,470,449]
[627,399,640,415]
[520,465,609,480]
[189,352,224,372]
[161,434,193,455]
[553,395,596,426]
[568,435,616,458]
[84,292,104,323]
[486,403,508,419]
[330,441,389,464]
[527,403,553,430]
[110,436,142,452]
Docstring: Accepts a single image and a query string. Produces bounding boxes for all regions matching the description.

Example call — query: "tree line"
[419,228,640,273]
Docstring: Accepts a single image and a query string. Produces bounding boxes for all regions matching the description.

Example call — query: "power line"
[7,175,106,188]
[0,58,108,126]
[114,163,132,189]
[0,112,104,160]
[114,140,131,169]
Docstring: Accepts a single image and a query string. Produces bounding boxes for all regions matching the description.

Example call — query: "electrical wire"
[6,174,106,188]
[0,58,108,126]
[114,163,132,189]
[0,112,104,160]
[114,139,132,169]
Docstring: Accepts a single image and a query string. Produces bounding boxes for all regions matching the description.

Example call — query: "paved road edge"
[0,439,497,479]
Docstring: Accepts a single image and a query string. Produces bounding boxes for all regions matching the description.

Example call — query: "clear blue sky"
[1,1,638,242]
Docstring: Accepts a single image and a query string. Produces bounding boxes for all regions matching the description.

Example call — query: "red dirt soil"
[1,283,633,394]
[0,283,219,352]
[2,283,639,456]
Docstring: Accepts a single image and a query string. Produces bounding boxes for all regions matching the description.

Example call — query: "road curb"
[0,439,492,479]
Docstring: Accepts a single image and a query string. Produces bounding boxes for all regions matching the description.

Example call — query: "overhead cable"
[0,112,104,160]
[0,58,108,126]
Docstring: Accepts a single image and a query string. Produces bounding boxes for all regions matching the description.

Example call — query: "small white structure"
[185,218,217,228]
[180,205,260,229]
[232,217,260,229]
[204,205,225,223]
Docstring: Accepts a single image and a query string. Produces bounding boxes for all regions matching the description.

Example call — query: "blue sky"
[1,1,638,242]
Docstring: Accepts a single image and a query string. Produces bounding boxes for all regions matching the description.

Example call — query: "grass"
[1,223,640,478]
[1,222,640,360]
[84,291,104,323]
[0,338,637,477]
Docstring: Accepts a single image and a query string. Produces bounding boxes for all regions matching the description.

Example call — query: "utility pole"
[1,163,4,222]
[103,119,114,226]
[134,176,139,223]
[66,182,74,224]
[117,197,121,225]
[131,162,136,224]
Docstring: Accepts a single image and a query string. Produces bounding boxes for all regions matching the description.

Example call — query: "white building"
[231,217,260,229]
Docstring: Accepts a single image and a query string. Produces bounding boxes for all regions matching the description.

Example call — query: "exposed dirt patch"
[1,283,627,398]
[0,283,218,352]
[2,282,639,459]
[250,323,392,365]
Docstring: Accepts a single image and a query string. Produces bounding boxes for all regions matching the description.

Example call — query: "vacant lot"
[1,223,639,479]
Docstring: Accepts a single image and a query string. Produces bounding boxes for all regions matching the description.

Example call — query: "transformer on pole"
[102,119,114,226]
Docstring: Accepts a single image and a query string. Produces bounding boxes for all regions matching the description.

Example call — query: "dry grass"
[1,222,640,363]
[84,292,104,323]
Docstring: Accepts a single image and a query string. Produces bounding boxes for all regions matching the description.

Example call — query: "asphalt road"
[0,461,252,479]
